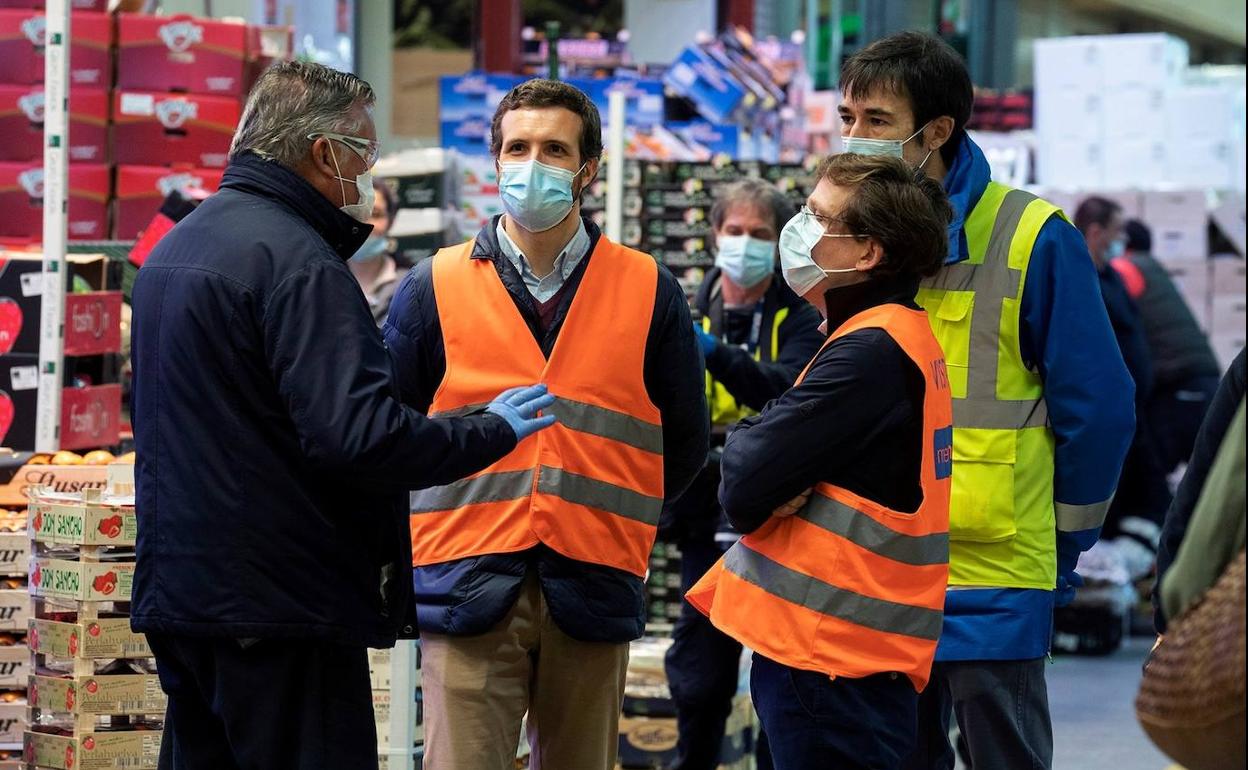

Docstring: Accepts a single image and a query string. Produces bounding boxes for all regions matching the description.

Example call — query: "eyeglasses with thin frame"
[798,205,869,240]
[308,131,380,169]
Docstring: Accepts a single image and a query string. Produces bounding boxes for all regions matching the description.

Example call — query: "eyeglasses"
[308,131,380,169]
[799,206,869,240]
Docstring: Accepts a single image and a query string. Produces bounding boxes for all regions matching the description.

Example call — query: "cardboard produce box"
[0,362,122,451]
[117,13,248,96]
[0,162,110,241]
[29,617,149,660]
[25,729,162,770]
[29,558,135,602]
[0,85,109,164]
[0,531,28,577]
[0,10,112,86]
[32,495,136,546]
[369,648,391,690]
[31,673,166,716]
[113,165,224,241]
[0,458,109,507]
[0,0,107,9]
[0,587,31,631]
[0,697,23,744]
[0,253,123,356]
[0,642,28,688]
[112,91,242,170]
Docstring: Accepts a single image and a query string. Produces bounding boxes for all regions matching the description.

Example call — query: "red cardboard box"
[63,291,122,356]
[112,91,240,170]
[0,85,108,163]
[117,13,248,96]
[0,10,112,87]
[0,0,108,9]
[244,23,294,91]
[114,165,223,240]
[0,354,120,450]
[0,162,109,241]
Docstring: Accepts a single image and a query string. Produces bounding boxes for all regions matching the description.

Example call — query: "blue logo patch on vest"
[933,425,953,480]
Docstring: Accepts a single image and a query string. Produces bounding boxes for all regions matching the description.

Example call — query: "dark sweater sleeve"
[645,265,711,503]
[1154,347,1247,632]
[704,301,825,411]
[718,329,910,534]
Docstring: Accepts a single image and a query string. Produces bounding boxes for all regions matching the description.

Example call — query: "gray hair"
[229,61,375,167]
[709,178,796,238]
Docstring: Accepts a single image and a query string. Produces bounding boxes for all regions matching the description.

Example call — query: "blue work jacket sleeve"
[1019,216,1137,569]
[704,301,825,411]
[263,258,516,490]
[718,329,908,534]
[646,266,711,503]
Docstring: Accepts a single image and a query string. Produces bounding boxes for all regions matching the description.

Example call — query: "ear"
[926,116,956,152]
[309,136,339,181]
[582,156,601,188]
[858,239,885,272]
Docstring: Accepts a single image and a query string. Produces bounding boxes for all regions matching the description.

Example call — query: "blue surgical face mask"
[1105,237,1126,261]
[350,234,388,263]
[779,210,866,297]
[716,234,776,289]
[499,159,586,233]
[843,121,934,169]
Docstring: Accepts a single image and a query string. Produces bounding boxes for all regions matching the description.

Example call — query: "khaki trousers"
[420,571,630,770]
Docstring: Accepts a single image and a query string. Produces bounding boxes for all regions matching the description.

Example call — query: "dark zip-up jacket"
[130,153,517,648]
[383,215,708,642]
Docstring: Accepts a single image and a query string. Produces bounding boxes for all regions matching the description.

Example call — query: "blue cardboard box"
[663,46,753,125]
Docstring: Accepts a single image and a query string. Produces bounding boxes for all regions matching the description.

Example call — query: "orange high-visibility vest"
[686,303,953,691]
[409,236,664,577]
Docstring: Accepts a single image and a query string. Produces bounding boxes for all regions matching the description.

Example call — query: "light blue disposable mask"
[715,234,777,288]
[350,234,388,263]
[779,210,866,297]
[843,121,933,169]
[1105,237,1126,261]
[499,159,586,233]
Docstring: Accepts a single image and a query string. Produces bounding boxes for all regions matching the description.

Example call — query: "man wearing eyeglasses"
[130,62,556,770]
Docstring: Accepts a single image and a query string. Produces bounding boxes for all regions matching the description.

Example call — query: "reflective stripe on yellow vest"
[410,237,663,577]
[703,294,789,426]
[687,303,953,691]
[915,182,1066,590]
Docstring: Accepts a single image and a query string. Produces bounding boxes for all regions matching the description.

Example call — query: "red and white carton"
[0,162,110,241]
[64,291,123,356]
[117,13,248,96]
[0,10,112,86]
[112,90,242,169]
[114,165,224,241]
[0,0,108,9]
[60,382,122,450]
[0,85,109,163]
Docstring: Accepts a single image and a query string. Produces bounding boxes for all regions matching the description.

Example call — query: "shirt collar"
[496,217,590,281]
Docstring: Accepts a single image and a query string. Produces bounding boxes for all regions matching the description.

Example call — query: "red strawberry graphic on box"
[92,571,117,595]
[28,627,38,650]
[0,297,22,355]
[87,622,101,637]
[66,684,76,711]
[32,508,42,531]
[83,736,95,750]
[0,390,14,445]
[68,631,79,655]
[66,744,75,768]
[30,562,41,587]
[98,514,123,539]
[85,679,98,694]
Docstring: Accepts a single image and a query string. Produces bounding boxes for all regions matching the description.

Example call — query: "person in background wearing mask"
[384,79,708,770]
[687,153,955,769]
[1112,219,1222,473]
[129,62,556,770]
[348,179,401,327]
[834,33,1135,770]
[1076,197,1169,584]
[663,179,822,770]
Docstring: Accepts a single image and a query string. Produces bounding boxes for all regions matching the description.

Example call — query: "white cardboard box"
[0,588,32,631]
[1102,85,1167,140]
[0,532,29,578]
[1210,333,1245,371]
[0,644,29,689]
[1097,34,1189,90]
[1142,190,1208,225]
[1036,137,1103,189]
[1209,294,1247,337]
[1209,258,1247,296]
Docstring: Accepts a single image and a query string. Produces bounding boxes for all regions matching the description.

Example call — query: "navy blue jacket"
[384,215,708,643]
[130,153,517,648]
[718,276,927,532]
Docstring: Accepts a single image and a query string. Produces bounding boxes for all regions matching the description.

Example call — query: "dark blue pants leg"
[750,653,918,770]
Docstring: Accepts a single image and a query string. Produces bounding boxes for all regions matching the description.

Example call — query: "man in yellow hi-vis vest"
[836,33,1136,770]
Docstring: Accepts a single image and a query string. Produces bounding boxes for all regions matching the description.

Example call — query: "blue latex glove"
[1055,570,1084,608]
[486,384,557,441]
[693,322,717,357]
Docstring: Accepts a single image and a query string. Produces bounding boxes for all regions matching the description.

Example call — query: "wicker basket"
[1136,548,1246,770]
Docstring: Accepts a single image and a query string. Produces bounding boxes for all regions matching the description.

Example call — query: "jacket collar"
[941,131,993,265]
[219,151,372,260]
[821,273,921,334]
[471,213,603,261]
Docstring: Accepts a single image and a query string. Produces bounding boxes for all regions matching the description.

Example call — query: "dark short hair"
[1124,219,1152,253]
[1074,196,1123,235]
[817,153,953,280]
[841,32,973,167]
[372,178,398,229]
[489,79,603,163]
[709,179,795,239]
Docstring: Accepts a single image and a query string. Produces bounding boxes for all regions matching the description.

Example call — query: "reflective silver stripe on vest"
[1055,499,1111,532]
[536,466,663,526]
[429,403,489,419]
[922,189,1049,432]
[724,544,944,642]
[410,469,535,513]
[546,398,663,455]
[799,496,949,567]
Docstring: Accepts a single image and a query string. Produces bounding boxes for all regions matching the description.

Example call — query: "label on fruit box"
[26,729,163,770]
[120,92,155,117]
[32,674,167,716]
[9,364,38,391]
[0,643,28,688]
[38,502,138,546]
[0,531,29,576]
[19,271,43,297]
[30,618,151,659]
[29,558,136,602]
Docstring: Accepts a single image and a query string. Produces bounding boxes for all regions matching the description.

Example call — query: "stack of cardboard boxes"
[23,478,163,770]
[368,644,424,769]
[0,507,32,766]
[374,149,463,267]
[0,6,290,246]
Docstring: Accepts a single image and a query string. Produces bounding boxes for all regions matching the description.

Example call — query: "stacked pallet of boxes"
[0,505,32,767]
[374,149,463,267]
[24,472,163,770]
[368,644,424,769]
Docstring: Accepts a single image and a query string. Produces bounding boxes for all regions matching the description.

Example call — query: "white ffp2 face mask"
[778,210,866,297]
[326,139,375,224]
